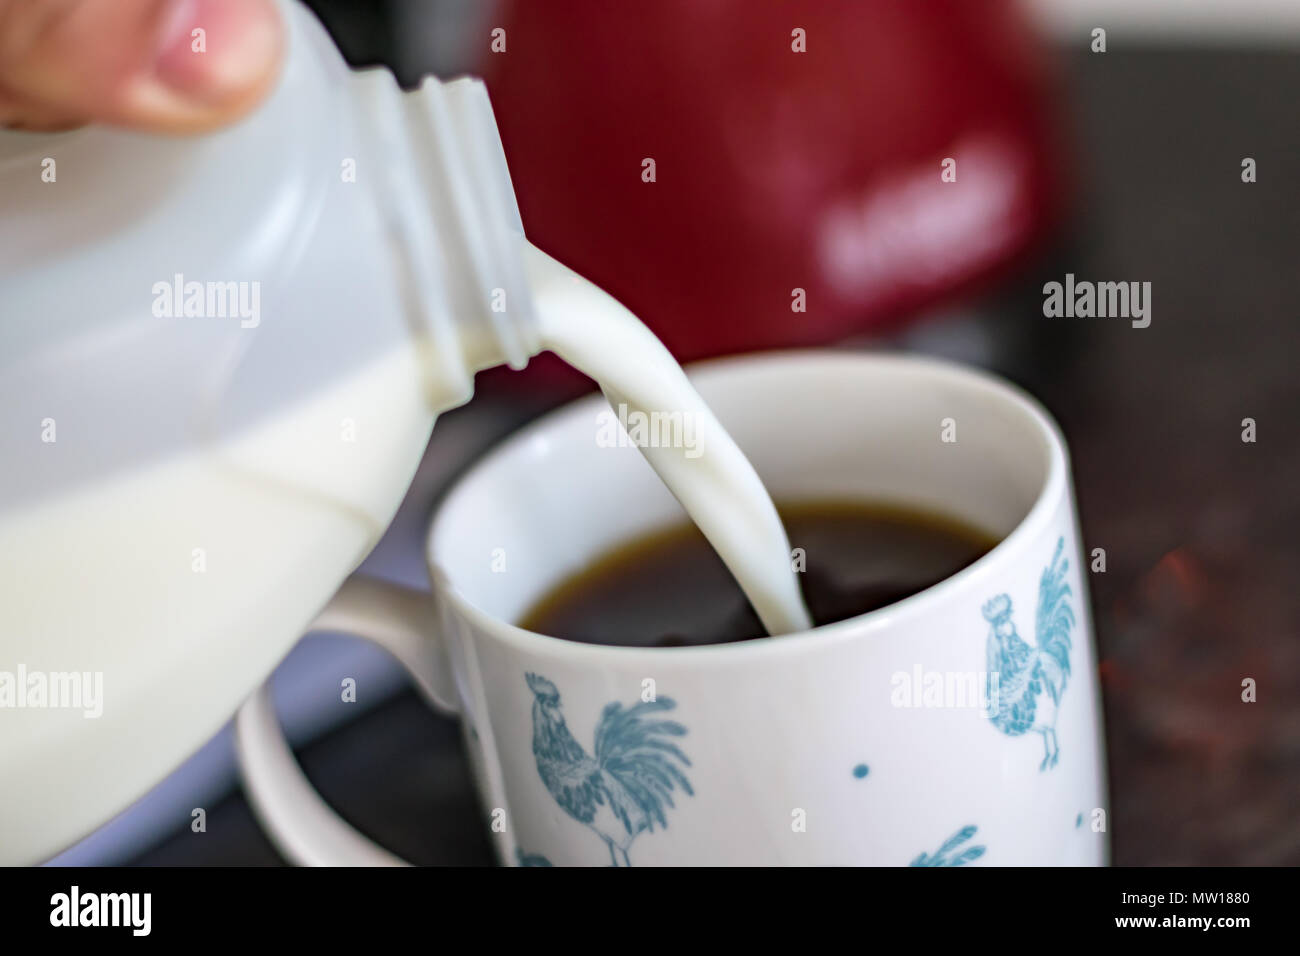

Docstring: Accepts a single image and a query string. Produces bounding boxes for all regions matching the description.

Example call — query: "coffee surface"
[520,501,998,647]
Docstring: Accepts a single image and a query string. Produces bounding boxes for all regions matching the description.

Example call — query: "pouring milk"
[0,0,807,864]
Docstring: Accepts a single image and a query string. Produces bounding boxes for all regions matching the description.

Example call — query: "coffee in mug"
[521,500,998,648]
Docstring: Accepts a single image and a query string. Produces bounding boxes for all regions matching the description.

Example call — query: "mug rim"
[426,349,1070,663]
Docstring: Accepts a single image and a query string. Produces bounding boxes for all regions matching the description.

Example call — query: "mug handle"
[234,575,457,866]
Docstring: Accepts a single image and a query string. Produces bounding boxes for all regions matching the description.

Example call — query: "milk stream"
[526,244,814,636]
[0,247,809,786]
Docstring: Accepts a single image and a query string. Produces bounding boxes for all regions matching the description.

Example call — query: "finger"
[0,0,283,134]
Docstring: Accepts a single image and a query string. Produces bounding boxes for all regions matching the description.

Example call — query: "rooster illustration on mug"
[526,673,693,866]
[982,537,1075,770]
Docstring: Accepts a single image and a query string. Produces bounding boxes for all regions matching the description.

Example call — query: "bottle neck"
[350,70,540,411]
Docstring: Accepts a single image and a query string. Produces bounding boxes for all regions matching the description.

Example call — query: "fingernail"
[153,0,282,104]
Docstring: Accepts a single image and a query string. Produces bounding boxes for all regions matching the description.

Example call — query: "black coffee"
[519,500,998,647]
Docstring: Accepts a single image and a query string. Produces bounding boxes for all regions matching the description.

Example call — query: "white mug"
[236,351,1110,866]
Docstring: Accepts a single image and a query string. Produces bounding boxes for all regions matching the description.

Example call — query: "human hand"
[0,0,284,133]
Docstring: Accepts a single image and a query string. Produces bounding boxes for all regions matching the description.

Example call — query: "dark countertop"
[132,46,1300,867]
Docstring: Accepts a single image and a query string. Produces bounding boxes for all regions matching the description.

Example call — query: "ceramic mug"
[235,351,1109,866]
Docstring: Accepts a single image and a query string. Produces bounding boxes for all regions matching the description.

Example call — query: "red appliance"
[478,0,1064,385]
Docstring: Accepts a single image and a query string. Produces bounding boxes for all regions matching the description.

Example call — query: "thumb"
[0,0,284,133]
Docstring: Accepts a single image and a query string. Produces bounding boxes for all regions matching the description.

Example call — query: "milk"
[527,244,813,636]
[0,0,810,863]
[0,345,435,855]
[0,245,811,863]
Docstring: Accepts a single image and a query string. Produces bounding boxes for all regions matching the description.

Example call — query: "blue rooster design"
[983,537,1075,770]
[910,825,985,867]
[526,672,694,866]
